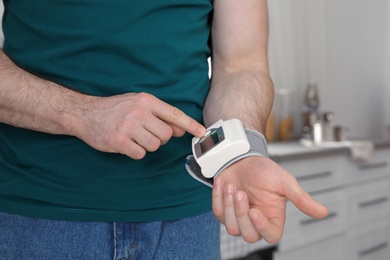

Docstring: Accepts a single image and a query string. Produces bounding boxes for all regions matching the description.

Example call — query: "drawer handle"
[359,196,388,208]
[296,171,332,182]
[359,242,388,257]
[300,212,337,226]
[359,161,388,170]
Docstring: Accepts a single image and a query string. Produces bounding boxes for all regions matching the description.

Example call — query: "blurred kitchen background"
[2,0,390,259]
[267,0,390,142]
[223,0,390,260]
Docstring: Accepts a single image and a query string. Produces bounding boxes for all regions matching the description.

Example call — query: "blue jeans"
[0,211,220,260]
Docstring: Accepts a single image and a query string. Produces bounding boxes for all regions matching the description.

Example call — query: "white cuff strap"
[185,129,268,188]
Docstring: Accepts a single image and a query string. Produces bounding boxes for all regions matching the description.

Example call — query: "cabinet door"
[345,148,390,184]
[279,153,346,193]
[347,218,390,260]
[274,235,346,260]
[279,189,347,252]
[348,178,390,227]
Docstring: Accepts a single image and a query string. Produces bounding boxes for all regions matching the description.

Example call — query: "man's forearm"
[204,67,273,133]
[204,0,274,133]
[0,49,92,136]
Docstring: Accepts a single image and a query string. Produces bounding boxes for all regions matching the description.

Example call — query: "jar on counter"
[276,88,295,141]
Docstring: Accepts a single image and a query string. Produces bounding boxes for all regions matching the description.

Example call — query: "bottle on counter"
[312,120,323,145]
[276,88,294,141]
[302,81,320,140]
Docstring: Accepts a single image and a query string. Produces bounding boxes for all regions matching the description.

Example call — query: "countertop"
[268,139,390,162]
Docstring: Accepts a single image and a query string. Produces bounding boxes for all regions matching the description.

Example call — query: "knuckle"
[265,229,283,244]
[212,209,224,221]
[160,127,173,142]
[130,148,146,160]
[137,92,155,105]
[146,138,161,152]
[266,235,281,244]
[129,106,147,120]
[242,233,261,243]
[111,135,127,147]
[115,119,132,132]
[226,226,240,237]
[235,209,246,218]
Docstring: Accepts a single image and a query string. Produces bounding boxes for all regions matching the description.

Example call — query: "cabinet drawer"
[274,235,346,260]
[347,218,390,260]
[279,154,345,193]
[347,178,390,226]
[346,148,390,184]
[279,189,347,252]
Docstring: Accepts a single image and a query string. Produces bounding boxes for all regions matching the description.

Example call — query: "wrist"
[185,119,268,188]
[62,94,100,139]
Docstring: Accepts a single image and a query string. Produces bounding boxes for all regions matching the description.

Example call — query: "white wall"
[269,0,389,140]
[384,1,390,138]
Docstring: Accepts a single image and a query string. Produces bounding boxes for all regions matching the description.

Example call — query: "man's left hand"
[212,156,329,243]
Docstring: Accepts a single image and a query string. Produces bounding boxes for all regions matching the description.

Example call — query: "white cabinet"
[344,164,390,260]
[346,218,390,260]
[279,189,347,252]
[347,178,390,226]
[274,235,347,260]
[344,148,390,185]
[273,145,390,260]
[220,143,390,260]
[280,152,345,193]
[273,150,349,258]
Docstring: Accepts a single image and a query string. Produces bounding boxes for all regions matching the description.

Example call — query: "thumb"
[284,178,329,219]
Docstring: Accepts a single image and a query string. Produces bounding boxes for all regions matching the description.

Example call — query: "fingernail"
[197,126,206,137]
[214,178,222,192]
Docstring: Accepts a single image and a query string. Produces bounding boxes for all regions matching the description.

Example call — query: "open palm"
[212,156,328,243]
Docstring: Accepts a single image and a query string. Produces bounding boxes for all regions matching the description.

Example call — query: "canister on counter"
[322,112,334,142]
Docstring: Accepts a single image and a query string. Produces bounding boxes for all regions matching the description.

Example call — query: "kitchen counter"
[268,139,390,162]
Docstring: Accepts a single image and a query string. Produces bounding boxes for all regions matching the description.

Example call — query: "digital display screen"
[194,127,225,158]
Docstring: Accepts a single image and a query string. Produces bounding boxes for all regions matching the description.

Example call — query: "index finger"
[156,103,206,137]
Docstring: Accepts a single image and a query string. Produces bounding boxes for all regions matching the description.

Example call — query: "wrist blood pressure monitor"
[185,119,268,188]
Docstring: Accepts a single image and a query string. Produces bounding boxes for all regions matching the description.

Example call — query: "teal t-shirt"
[0,0,213,222]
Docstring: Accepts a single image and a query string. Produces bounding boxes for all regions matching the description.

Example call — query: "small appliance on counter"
[300,81,343,145]
[302,80,320,140]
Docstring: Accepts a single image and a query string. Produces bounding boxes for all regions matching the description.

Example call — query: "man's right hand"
[1,50,204,160]
[75,92,206,159]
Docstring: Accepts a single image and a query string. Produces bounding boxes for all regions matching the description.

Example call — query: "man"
[0,0,327,259]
